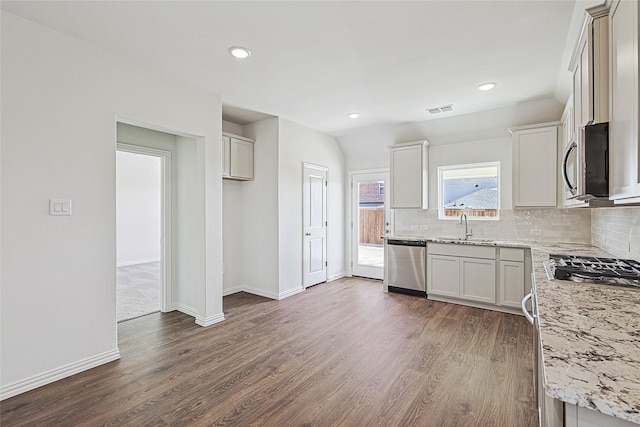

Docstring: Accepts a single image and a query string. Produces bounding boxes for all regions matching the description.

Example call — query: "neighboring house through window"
[438,162,500,220]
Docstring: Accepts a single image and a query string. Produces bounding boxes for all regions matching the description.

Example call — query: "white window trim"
[437,161,501,221]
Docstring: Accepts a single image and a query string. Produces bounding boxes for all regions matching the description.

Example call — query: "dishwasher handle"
[386,239,426,247]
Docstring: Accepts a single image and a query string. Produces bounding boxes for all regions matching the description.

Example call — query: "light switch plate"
[50,199,72,216]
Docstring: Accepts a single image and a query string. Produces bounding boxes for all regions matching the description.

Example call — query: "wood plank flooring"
[1,277,537,426]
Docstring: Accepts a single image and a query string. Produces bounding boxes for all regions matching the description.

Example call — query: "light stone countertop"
[528,242,640,425]
[390,236,640,424]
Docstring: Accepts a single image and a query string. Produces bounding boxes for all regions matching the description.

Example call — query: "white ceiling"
[2,1,584,137]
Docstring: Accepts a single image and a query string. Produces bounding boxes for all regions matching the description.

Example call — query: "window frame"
[437,161,501,221]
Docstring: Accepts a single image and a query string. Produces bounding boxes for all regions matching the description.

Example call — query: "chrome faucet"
[460,213,473,240]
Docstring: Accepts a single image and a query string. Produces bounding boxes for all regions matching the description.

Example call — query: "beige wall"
[1,11,223,398]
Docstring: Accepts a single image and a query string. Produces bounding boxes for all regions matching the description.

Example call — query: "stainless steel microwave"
[562,122,609,201]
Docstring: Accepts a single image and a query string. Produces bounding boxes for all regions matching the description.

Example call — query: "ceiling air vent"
[427,104,454,114]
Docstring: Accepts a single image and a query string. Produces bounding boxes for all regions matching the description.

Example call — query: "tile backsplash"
[591,207,640,259]
[393,208,592,243]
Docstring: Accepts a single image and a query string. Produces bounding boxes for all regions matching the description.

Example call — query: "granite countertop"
[387,235,531,248]
[389,236,640,423]
[528,242,640,425]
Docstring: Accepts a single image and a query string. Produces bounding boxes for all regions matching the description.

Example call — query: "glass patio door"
[352,171,389,279]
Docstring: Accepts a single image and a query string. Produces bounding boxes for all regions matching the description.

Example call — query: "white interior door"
[303,163,328,288]
[352,171,389,280]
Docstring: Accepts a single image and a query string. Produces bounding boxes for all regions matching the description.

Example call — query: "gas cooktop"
[546,254,640,289]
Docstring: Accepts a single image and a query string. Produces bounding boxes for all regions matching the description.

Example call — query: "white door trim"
[117,143,172,313]
[303,162,328,288]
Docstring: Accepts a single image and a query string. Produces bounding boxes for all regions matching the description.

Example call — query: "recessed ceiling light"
[228,46,251,59]
[347,113,360,119]
[477,82,496,91]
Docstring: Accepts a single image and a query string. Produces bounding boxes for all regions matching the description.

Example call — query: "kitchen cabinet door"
[511,124,559,207]
[609,0,640,204]
[222,135,231,178]
[537,330,564,427]
[460,257,496,304]
[427,254,459,297]
[565,403,639,427]
[230,138,254,180]
[571,12,609,130]
[499,261,524,308]
[222,133,255,181]
[389,141,429,209]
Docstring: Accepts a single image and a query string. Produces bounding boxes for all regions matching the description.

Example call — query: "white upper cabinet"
[222,132,254,181]
[609,0,640,204]
[570,8,609,129]
[389,140,429,209]
[510,123,559,207]
[222,135,231,177]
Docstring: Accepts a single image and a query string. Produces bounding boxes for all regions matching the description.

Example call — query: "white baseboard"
[277,286,304,300]
[0,348,121,401]
[241,285,279,300]
[328,272,347,282]
[222,286,243,296]
[116,258,160,267]
[171,303,225,327]
[172,302,198,318]
[195,312,225,327]
[223,284,304,301]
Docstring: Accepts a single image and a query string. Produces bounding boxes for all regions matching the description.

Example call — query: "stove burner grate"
[548,254,640,288]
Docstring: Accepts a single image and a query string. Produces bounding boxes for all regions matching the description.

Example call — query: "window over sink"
[437,162,500,220]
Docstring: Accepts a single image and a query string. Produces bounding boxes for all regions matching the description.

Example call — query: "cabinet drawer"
[499,248,525,262]
[427,243,495,259]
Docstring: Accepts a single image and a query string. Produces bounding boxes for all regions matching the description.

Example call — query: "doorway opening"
[352,171,390,280]
[116,144,171,322]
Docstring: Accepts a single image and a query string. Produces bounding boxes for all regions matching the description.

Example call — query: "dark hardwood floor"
[1,277,537,426]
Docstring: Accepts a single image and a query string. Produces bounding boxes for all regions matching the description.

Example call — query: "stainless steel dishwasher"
[386,239,427,297]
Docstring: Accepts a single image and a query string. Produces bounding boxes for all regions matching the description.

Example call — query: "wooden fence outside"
[359,207,384,245]
[443,208,498,218]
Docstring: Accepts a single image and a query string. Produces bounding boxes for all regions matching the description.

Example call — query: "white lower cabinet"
[427,255,460,297]
[427,243,496,305]
[460,257,495,304]
[498,248,526,309]
[427,243,528,314]
[564,403,638,427]
[499,261,525,308]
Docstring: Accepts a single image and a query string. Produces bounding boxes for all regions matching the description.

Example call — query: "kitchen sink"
[435,237,496,244]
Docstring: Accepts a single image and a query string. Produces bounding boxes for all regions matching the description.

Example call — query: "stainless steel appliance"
[562,122,613,206]
[386,239,426,297]
[544,254,640,288]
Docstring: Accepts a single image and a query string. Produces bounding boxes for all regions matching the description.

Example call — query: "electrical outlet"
[410,225,419,230]
[530,229,542,235]
[420,225,429,231]
[49,199,72,216]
